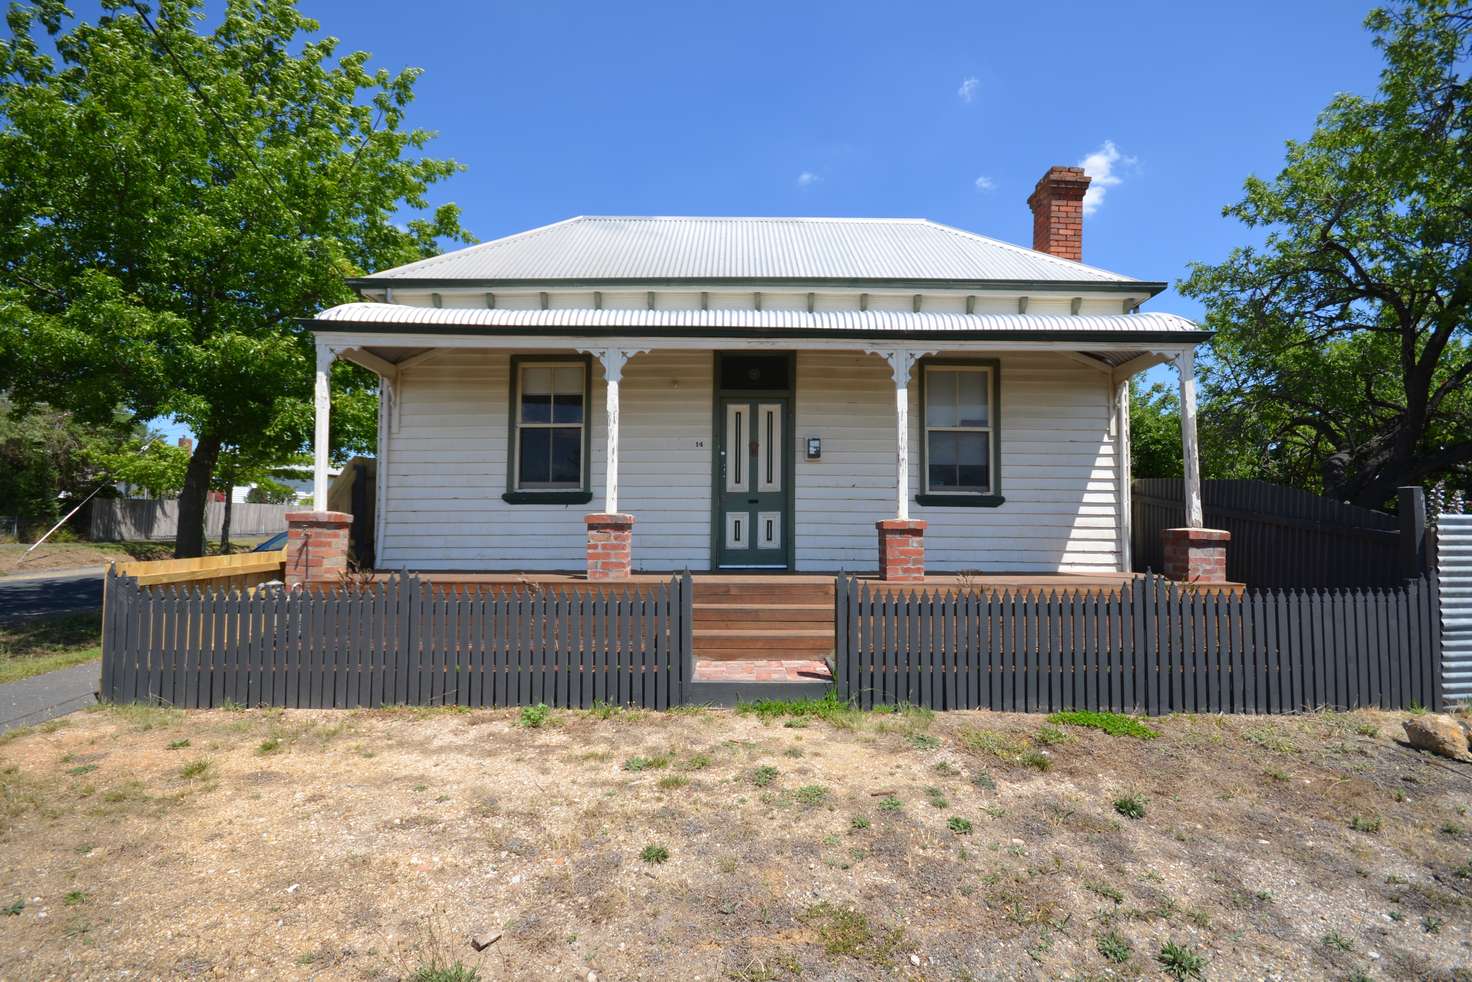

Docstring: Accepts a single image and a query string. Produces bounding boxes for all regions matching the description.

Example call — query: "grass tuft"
[1096,930,1132,963]
[735,690,852,723]
[1114,793,1146,820]
[179,759,212,780]
[1157,941,1206,980]
[640,844,669,864]
[947,816,973,835]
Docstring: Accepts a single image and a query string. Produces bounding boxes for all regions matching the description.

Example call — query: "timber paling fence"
[1132,478,1411,589]
[835,573,1444,714]
[101,571,692,710]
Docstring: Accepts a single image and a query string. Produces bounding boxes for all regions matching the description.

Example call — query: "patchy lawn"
[0,611,101,684]
[1,704,1469,979]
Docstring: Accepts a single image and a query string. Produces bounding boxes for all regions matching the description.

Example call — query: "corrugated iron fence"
[101,571,693,710]
[835,573,1443,714]
[1437,514,1471,705]
[1132,479,1416,588]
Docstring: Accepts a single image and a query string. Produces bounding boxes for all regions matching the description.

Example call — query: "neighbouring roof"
[309,303,1204,342]
[348,216,1161,290]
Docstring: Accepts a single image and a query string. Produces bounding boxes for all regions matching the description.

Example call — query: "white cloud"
[796,171,822,188]
[957,77,979,102]
[974,175,995,192]
[1077,140,1136,216]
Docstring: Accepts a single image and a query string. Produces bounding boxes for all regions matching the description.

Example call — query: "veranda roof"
[308,303,1205,343]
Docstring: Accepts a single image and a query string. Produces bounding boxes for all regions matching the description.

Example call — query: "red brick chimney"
[1026,166,1092,262]
[177,436,193,453]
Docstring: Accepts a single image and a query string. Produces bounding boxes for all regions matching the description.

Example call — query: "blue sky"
[152,0,1388,439]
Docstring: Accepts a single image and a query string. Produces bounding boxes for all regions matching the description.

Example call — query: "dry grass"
[0,611,101,684]
[1,704,1470,979]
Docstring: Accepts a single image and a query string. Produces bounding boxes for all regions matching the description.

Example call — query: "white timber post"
[312,342,337,510]
[1114,377,1133,572]
[1174,348,1204,529]
[582,348,646,516]
[867,348,936,521]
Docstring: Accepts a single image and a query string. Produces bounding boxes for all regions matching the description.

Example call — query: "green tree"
[1181,0,1472,507]
[0,395,181,534]
[245,477,296,504]
[1130,382,1183,480]
[0,0,470,556]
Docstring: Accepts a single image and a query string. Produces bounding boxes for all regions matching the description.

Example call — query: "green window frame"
[915,358,1005,508]
[502,354,594,505]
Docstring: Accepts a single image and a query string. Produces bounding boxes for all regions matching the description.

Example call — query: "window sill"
[501,490,593,505]
[915,493,1006,509]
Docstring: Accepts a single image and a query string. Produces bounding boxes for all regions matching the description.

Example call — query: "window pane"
[552,392,583,424]
[522,367,553,395]
[929,430,959,466]
[552,366,583,394]
[550,427,581,484]
[956,370,988,427]
[925,370,958,427]
[521,393,551,423]
[518,428,551,485]
[928,431,989,492]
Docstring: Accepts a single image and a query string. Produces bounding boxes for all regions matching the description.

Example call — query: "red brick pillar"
[586,513,635,580]
[285,511,352,587]
[876,519,926,582]
[1162,528,1231,583]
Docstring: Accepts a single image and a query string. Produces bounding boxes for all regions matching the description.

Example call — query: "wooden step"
[693,628,835,657]
[694,602,832,625]
[695,584,834,602]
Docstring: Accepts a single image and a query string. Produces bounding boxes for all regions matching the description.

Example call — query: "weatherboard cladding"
[351,216,1146,285]
[312,303,1200,338]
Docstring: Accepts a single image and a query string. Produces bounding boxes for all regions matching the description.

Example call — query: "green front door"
[716,397,788,568]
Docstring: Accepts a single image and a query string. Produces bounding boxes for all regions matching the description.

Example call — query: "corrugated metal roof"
[310,302,1202,338]
[1438,514,1472,704]
[353,216,1148,286]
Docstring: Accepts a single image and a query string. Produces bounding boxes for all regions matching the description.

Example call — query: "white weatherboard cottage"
[300,166,1214,584]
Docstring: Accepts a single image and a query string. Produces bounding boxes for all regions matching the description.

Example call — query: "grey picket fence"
[835,573,1443,714]
[101,571,693,709]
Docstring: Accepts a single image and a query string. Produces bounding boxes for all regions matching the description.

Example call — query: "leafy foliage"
[0,0,470,553]
[1181,0,1472,506]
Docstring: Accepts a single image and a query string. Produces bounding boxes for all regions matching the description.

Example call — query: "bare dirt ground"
[1,702,1470,981]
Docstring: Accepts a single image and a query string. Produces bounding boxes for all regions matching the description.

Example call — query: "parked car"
[253,531,287,552]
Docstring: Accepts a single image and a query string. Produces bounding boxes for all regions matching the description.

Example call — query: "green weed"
[1047,710,1158,740]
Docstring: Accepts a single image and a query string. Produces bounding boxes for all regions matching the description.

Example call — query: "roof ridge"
[917,219,1135,282]
[368,215,588,278]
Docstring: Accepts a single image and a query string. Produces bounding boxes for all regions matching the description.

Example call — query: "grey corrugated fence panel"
[1437,514,1472,705]
[90,499,292,542]
[100,570,691,709]
[834,574,1441,714]
[1132,479,1405,588]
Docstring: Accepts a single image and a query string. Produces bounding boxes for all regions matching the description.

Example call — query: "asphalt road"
[0,567,105,620]
[0,568,105,733]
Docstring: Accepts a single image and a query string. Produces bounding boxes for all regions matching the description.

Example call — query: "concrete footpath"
[0,661,99,734]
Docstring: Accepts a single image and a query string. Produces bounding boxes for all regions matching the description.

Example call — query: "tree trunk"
[219,492,233,553]
[174,433,222,558]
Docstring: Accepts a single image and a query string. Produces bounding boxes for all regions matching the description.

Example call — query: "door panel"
[757,402,781,493]
[725,403,750,493]
[717,397,788,568]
